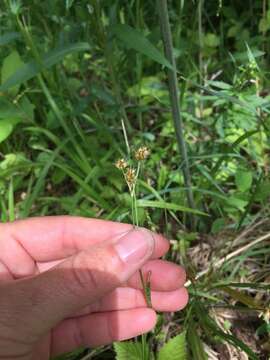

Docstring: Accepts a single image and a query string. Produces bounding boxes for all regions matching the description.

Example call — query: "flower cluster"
[115,158,128,170]
[115,146,150,191]
[134,146,151,161]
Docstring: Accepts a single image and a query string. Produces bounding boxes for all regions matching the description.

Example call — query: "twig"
[185,231,270,287]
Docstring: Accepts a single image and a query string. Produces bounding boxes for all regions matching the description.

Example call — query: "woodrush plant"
[115,146,152,360]
[114,147,187,360]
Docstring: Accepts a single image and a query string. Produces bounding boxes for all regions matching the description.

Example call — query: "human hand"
[0,216,188,360]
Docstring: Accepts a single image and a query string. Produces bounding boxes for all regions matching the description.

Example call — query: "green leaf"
[235,170,253,192]
[0,98,24,119]
[1,50,24,95]
[0,42,90,92]
[259,18,270,33]
[207,80,232,90]
[254,180,270,201]
[204,33,220,47]
[111,24,173,70]
[187,323,208,360]
[211,218,225,234]
[0,118,21,143]
[225,196,248,211]
[137,199,207,216]
[0,32,21,46]
[158,332,187,360]
[114,341,143,360]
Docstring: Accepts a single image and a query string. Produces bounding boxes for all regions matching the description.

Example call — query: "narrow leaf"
[221,286,263,310]
[138,199,207,216]
[111,24,173,70]
[187,323,208,360]
[0,42,90,91]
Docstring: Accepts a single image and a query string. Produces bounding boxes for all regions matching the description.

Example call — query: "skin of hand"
[0,216,188,360]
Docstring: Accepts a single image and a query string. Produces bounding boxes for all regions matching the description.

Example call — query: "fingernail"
[115,228,154,265]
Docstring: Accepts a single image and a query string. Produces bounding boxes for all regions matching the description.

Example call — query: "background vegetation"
[0,0,270,358]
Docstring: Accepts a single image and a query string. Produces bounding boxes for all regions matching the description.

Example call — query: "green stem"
[128,163,150,359]
[198,0,204,119]
[157,0,196,229]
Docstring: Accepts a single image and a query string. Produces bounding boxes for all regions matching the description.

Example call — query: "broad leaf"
[1,50,24,95]
[114,341,144,360]
[0,98,25,119]
[225,196,248,211]
[111,24,173,70]
[0,42,90,92]
[158,332,187,360]
[0,118,21,143]
[235,170,253,192]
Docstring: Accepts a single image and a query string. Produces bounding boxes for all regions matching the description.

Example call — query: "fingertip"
[180,287,189,310]
[138,308,157,334]
[151,287,189,312]
[152,233,170,258]
[176,265,187,287]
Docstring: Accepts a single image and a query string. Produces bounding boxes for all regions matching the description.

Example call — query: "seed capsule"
[115,158,128,170]
[135,146,150,161]
[125,168,136,187]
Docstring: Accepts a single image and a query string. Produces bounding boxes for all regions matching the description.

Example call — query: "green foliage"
[0,43,90,92]
[0,32,21,46]
[0,118,20,143]
[187,324,208,360]
[157,332,187,360]
[235,169,253,192]
[1,50,24,94]
[138,199,207,216]
[114,341,151,360]
[111,24,173,70]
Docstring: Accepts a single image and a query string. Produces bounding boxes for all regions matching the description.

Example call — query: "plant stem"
[128,162,150,360]
[198,0,204,119]
[157,0,196,229]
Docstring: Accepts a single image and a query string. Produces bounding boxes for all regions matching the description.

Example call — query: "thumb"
[1,228,154,339]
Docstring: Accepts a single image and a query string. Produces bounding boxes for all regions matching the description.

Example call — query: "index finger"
[1,216,169,262]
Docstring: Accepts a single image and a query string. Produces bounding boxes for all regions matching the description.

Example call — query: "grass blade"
[137,199,207,216]
[111,24,173,70]
[0,42,90,91]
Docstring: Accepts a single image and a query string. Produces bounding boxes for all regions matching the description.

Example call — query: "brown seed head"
[115,158,128,170]
[134,146,150,161]
[125,168,136,187]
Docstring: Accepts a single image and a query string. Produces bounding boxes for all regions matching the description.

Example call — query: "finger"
[0,216,169,264]
[38,259,186,292]
[127,259,186,291]
[72,287,189,316]
[51,308,157,356]
[0,228,155,339]
[0,261,13,282]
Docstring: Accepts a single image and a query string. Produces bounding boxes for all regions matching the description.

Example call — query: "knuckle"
[70,253,100,295]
